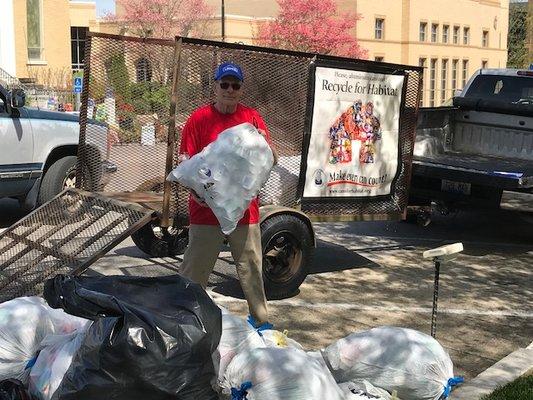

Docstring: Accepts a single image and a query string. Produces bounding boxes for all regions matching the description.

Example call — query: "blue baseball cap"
[214,62,244,81]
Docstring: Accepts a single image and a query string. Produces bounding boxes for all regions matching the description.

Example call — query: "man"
[178,62,276,326]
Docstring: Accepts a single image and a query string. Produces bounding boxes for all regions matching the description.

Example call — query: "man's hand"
[257,128,278,165]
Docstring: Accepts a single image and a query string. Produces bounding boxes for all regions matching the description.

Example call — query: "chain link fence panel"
[0,189,153,302]
[78,33,421,226]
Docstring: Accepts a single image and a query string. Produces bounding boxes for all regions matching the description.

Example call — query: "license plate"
[441,179,471,195]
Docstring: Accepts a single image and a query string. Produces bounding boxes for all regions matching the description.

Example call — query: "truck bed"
[413,152,533,190]
[414,108,533,189]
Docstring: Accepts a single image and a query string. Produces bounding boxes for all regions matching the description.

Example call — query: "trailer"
[0,33,422,303]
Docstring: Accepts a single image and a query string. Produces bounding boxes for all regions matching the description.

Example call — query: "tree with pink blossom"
[108,0,213,39]
[256,0,367,59]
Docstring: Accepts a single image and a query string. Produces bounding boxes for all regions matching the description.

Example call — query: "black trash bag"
[43,274,222,400]
[0,379,34,400]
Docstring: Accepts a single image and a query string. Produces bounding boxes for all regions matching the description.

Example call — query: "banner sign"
[301,65,405,200]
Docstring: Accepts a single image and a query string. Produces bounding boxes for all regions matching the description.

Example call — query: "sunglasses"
[219,81,242,90]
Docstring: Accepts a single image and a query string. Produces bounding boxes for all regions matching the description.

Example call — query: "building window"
[136,58,152,82]
[375,56,384,62]
[463,27,470,45]
[430,59,437,107]
[71,27,89,71]
[375,18,384,40]
[453,26,460,44]
[462,59,469,87]
[441,59,448,104]
[482,30,489,47]
[27,0,43,61]
[420,22,427,42]
[419,58,426,107]
[482,60,488,69]
[443,25,449,43]
[452,59,458,92]
[431,24,439,43]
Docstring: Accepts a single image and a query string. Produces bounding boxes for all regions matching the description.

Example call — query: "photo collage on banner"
[302,65,405,199]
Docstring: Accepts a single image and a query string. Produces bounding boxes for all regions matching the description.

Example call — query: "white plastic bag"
[0,297,89,384]
[29,330,87,400]
[338,379,392,400]
[307,350,329,370]
[261,329,304,351]
[223,347,345,400]
[168,123,274,234]
[216,310,266,382]
[322,326,461,400]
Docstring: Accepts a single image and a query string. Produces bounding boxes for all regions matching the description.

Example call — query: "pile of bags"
[0,296,88,387]
[216,311,463,400]
[167,123,275,235]
[0,277,463,400]
[0,274,222,400]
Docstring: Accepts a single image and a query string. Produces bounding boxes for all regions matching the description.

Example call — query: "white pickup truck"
[0,83,115,210]
[411,68,533,219]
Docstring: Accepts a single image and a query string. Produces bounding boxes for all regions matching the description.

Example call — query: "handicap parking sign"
[73,76,83,93]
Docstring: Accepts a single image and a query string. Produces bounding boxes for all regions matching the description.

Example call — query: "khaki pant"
[180,224,268,324]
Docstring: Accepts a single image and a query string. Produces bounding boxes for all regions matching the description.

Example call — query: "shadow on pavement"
[211,239,377,300]
[310,239,383,274]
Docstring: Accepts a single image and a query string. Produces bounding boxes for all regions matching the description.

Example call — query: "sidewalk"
[451,342,533,399]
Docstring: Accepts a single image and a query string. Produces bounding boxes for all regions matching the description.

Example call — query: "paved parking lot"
[86,207,532,380]
[1,199,531,380]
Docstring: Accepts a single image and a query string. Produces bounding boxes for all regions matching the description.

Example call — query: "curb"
[450,345,533,399]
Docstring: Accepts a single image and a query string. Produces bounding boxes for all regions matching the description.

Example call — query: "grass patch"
[480,372,533,400]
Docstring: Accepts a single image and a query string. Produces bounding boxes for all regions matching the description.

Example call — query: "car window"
[465,75,533,104]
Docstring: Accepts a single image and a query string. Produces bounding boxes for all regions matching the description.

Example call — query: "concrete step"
[450,346,533,399]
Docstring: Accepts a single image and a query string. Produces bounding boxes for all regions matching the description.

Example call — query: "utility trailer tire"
[261,214,313,299]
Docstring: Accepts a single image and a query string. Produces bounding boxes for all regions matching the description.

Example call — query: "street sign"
[73,74,83,93]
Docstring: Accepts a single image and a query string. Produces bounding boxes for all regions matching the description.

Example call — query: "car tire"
[38,156,91,205]
[261,214,313,300]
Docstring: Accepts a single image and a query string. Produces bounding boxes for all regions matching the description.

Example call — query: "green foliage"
[89,76,106,101]
[129,81,171,117]
[508,4,529,69]
[481,373,533,400]
[104,53,132,103]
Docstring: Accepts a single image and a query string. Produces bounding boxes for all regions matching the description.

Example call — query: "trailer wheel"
[131,177,190,257]
[261,214,313,299]
[131,223,189,257]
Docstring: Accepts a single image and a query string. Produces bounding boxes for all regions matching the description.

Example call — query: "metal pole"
[528,0,533,65]
[76,37,92,190]
[430,259,441,338]
[221,0,226,42]
[161,38,183,228]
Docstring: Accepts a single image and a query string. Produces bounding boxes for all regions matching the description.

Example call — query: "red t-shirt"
[178,103,271,226]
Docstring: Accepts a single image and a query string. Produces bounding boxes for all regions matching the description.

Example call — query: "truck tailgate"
[413,153,533,189]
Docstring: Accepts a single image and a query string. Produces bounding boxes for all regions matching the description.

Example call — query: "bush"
[129,82,171,118]
[104,53,132,103]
